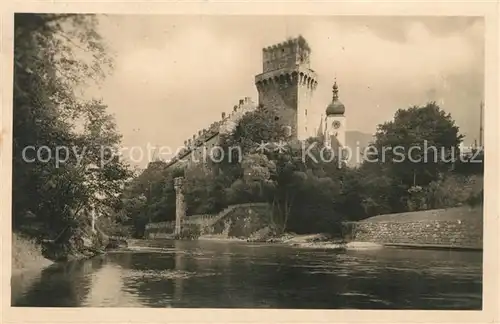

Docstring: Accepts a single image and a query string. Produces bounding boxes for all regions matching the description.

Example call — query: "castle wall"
[180,134,219,167]
[166,98,257,169]
[219,99,258,134]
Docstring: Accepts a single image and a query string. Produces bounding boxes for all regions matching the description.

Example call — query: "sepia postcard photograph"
[1,1,499,323]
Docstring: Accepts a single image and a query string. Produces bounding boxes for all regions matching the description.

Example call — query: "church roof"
[326,81,345,116]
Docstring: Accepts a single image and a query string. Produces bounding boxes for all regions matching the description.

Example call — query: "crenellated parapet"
[263,35,310,52]
[180,97,256,147]
[220,97,257,134]
[262,35,311,72]
[255,66,318,92]
[166,97,257,167]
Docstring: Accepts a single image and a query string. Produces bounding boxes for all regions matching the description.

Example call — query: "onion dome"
[326,81,345,116]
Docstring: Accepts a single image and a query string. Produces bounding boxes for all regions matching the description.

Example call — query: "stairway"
[195,205,238,227]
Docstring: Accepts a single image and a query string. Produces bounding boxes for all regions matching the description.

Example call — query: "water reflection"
[11,241,482,309]
[12,257,104,307]
[83,254,144,307]
[174,241,184,304]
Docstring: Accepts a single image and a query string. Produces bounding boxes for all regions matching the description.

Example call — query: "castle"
[166,35,347,168]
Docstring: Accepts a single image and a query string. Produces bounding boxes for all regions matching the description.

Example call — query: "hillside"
[345,130,374,166]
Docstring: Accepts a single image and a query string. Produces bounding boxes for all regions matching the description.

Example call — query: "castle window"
[305,109,308,116]
[274,116,280,121]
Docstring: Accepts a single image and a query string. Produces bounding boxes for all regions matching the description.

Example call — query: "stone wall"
[145,221,176,239]
[145,213,216,239]
[204,203,271,238]
[144,203,272,239]
[346,206,483,250]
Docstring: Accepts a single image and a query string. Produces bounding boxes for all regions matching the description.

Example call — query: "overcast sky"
[88,15,484,167]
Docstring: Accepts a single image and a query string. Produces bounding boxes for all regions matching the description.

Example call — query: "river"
[11,239,482,309]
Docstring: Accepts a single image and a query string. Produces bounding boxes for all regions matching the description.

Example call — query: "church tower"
[324,81,346,151]
[255,36,318,140]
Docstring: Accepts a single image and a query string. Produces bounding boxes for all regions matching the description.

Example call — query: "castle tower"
[324,81,346,151]
[254,36,318,140]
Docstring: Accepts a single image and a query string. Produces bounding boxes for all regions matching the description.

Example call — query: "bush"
[96,215,131,237]
[426,174,483,209]
[466,189,483,207]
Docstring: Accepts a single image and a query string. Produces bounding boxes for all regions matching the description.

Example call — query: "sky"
[88,15,484,167]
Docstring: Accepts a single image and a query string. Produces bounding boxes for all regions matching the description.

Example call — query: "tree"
[222,110,349,234]
[368,102,463,187]
[118,161,181,237]
[345,102,468,216]
[240,153,276,197]
[215,105,287,174]
[221,105,287,155]
[426,173,483,209]
[182,164,228,215]
[13,14,130,240]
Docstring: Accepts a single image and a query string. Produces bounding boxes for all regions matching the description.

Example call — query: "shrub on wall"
[426,174,483,209]
[202,204,271,238]
[227,206,271,238]
[174,224,201,240]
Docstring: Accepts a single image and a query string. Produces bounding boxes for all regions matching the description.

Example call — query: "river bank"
[197,232,384,251]
[12,233,53,274]
[12,227,127,273]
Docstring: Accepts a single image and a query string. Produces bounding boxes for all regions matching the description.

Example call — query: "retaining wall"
[144,203,271,239]
[347,206,483,250]
[203,203,271,238]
